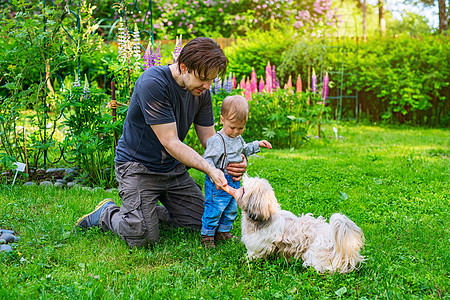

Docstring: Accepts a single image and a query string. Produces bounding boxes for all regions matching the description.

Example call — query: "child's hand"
[259,140,272,149]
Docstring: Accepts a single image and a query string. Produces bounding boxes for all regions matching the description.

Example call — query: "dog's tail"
[329,213,365,273]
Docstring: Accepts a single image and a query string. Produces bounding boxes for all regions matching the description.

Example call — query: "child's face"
[220,115,246,138]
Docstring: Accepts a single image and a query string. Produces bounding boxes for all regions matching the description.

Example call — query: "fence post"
[111,81,118,148]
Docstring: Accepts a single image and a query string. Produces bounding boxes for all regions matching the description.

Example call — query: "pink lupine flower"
[284,75,292,90]
[250,68,257,94]
[245,78,252,101]
[265,62,272,93]
[296,74,302,92]
[232,74,237,89]
[311,68,317,93]
[258,76,265,93]
[240,76,246,90]
[322,72,329,103]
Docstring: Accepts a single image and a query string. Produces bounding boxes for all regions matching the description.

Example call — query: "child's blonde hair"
[221,95,249,123]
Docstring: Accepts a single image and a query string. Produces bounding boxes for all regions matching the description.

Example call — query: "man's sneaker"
[75,199,115,229]
[215,232,239,242]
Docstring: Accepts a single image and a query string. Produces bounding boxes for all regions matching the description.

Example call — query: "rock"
[82,186,92,191]
[40,181,53,187]
[105,188,118,194]
[0,244,12,252]
[54,182,65,188]
[91,187,103,193]
[67,182,76,188]
[65,168,79,176]
[56,179,67,184]
[0,229,14,235]
[0,233,19,243]
[23,182,36,186]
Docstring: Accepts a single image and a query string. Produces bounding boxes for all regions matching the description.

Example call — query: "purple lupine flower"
[153,44,161,67]
[311,68,317,93]
[83,75,90,100]
[322,72,329,103]
[272,65,277,92]
[214,76,221,94]
[172,35,183,63]
[225,73,233,93]
[258,76,265,93]
[143,42,152,70]
[265,62,272,93]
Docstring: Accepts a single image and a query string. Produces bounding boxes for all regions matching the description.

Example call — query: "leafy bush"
[224,29,296,81]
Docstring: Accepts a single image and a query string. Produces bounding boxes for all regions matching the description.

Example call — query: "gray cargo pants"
[99,162,205,248]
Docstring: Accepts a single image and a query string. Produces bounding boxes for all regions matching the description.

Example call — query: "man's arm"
[151,122,227,189]
[194,124,216,149]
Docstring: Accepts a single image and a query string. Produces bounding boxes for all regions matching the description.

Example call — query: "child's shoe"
[215,232,239,242]
[201,235,215,249]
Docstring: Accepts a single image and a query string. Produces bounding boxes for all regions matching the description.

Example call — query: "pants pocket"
[117,192,146,239]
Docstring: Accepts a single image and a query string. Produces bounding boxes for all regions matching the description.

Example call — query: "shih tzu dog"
[226,175,365,274]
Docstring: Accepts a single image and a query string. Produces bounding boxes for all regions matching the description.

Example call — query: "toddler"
[201,95,272,248]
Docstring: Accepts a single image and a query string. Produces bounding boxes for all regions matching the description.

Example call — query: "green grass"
[1,125,449,299]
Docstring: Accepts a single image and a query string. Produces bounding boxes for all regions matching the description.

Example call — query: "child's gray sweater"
[203,132,260,174]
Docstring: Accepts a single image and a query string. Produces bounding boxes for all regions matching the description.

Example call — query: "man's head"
[220,95,249,138]
[177,37,229,96]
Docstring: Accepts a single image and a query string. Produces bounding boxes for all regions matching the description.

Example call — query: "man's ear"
[180,63,188,74]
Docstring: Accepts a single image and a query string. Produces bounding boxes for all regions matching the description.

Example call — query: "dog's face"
[235,175,280,222]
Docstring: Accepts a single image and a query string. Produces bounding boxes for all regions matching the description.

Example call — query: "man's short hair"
[221,95,249,123]
[177,37,228,80]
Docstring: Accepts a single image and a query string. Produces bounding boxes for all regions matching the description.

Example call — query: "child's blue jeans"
[201,174,240,237]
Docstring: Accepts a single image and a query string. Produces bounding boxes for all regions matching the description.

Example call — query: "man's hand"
[259,140,272,149]
[226,154,247,181]
[209,168,229,192]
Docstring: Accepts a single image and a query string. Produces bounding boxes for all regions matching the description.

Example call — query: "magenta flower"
[272,65,277,92]
[250,68,257,94]
[258,76,265,93]
[265,62,272,93]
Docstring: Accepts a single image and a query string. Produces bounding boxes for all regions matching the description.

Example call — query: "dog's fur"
[235,175,365,274]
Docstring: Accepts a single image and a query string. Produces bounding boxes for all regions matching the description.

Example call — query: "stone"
[56,179,67,184]
[91,187,103,193]
[0,229,14,235]
[65,168,79,176]
[23,182,36,186]
[0,244,12,252]
[82,186,92,191]
[105,188,118,194]
[40,181,53,187]
[67,182,76,188]
[0,233,19,243]
[54,182,65,188]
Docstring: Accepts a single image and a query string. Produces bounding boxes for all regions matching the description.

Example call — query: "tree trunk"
[438,0,448,34]
[378,0,386,36]
[363,0,367,41]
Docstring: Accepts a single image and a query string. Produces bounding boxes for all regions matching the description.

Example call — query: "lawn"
[1,125,449,299]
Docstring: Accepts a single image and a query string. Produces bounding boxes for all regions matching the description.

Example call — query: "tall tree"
[378,0,386,36]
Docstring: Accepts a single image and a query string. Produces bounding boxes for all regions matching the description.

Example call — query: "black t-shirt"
[115,65,214,172]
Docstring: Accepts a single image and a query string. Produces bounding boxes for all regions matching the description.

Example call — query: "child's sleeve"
[242,138,260,157]
[203,135,225,168]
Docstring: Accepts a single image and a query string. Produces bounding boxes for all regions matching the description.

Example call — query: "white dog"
[227,175,365,274]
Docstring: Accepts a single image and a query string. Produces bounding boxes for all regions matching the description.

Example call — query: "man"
[75,37,247,248]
